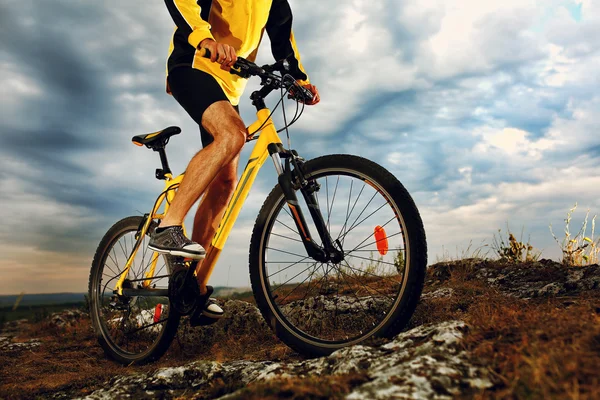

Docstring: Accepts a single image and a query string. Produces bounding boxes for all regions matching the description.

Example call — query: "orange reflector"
[133,141,143,146]
[153,304,162,323]
[374,225,388,255]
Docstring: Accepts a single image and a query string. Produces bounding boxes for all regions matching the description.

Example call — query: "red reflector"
[374,226,388,255]
[153,304,162,323]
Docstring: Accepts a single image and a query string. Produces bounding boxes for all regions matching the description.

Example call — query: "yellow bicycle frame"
[114,108,284,295]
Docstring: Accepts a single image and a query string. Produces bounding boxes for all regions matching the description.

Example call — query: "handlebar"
[197,48,314,104]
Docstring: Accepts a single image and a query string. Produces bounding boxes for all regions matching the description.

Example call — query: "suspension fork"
[271,146,342,263]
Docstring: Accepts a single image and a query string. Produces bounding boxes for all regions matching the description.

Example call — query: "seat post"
[155,147,172,179]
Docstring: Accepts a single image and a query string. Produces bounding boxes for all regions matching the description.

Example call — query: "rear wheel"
[249,155,427,357]
[88,216,180,365]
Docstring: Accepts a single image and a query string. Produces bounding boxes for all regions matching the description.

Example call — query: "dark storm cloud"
[0,0,172,253]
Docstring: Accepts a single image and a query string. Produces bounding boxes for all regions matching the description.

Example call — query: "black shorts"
[167,66,239,147]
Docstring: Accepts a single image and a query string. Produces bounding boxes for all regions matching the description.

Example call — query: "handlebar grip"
[198,48,212,59]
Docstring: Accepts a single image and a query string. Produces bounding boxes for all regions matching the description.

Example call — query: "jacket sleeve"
[164,0,214,48]
[266,0,310,84]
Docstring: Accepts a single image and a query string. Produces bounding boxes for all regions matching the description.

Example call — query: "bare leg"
[191,155,239,248]
[158,101,246,228]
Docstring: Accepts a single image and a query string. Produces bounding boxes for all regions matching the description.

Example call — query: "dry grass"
[0,303,298,399]
[415,259,600,400]
[550,203,600,266]
[492,224,541,263]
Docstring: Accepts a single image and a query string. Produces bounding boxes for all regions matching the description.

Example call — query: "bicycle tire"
[249,154,427,357]
[88,216,180,365]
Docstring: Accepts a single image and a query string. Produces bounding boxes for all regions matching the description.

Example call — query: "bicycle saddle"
[132,126,181,147]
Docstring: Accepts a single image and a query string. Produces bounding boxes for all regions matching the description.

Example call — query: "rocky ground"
[1,258,599,399]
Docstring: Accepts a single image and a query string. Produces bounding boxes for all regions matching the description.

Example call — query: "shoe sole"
[148,245,206,260]
[203,309,224,319]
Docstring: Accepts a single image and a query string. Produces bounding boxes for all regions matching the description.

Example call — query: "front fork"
[270,146,344,263]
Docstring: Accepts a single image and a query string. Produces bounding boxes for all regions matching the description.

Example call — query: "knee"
[217,127,246,155]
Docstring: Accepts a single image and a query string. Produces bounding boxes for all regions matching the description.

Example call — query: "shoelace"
[167,227,194,247]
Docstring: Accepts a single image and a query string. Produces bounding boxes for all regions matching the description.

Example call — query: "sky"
[0,0,599,295]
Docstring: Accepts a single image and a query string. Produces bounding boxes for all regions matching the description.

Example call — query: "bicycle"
[88,49,427,364]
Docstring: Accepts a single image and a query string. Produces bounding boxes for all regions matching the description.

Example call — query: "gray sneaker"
[148,226,206,259]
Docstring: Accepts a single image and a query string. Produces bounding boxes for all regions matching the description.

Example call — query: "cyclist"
[149,2,319,267]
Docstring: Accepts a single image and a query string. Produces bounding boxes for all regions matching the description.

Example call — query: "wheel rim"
[92,223,174,359]
[260,167,410,347]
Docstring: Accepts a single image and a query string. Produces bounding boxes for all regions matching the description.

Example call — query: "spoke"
[278,261,320,304]
[267,255,313,278]
[107,249,121,275]
[266,247,308,259]
[275,219,300,236]
[318,264,332,337]
[338,191,378,243]
[326,176,330,231]
[333,262,340,340]
[282,203,294,220]
[331,264,378,329]
[350,231,403,253]
[344,216,397,254]
[117,240,128,266]
[300,263,328,303]
[345,253,399,268]
[267,261,315,264]
[124,235,129,262]
[272,262,321,294]
[103,259,120,279]
[140,252,159,281]
[340,260,401,293]
[337,179,354,240]
[125,317,168,336]
[339,260,396,301]
[341,183,366,247]
[139,235,147,277]
[271,232,303,243]
[342,201,388,241]
[326,175,340,232]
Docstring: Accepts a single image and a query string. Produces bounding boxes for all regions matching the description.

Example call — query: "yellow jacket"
[165,0,310,106]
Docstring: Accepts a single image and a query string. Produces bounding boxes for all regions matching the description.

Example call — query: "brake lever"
[287,85,314,103]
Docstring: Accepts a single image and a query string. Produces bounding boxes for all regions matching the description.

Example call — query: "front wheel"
[249,155,427,357]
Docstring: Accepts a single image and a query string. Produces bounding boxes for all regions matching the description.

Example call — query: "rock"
[0,336,41,352]
[77,320,492,400]
[421,288,454,300]
[281,295,393,337]
[49,309,87,329]
[1,318,29,335]
[430,259,600,299]
[176,300,273,353]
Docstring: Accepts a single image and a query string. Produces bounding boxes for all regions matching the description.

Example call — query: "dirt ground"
[1,259,599,399]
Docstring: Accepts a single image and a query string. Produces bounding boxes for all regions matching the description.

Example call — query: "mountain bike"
[88,49,427,364]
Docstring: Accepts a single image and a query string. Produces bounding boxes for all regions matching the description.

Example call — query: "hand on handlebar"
[290,83,320,105]
[199,39,237,71]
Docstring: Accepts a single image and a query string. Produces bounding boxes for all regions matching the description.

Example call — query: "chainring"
[168,268,199,316]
